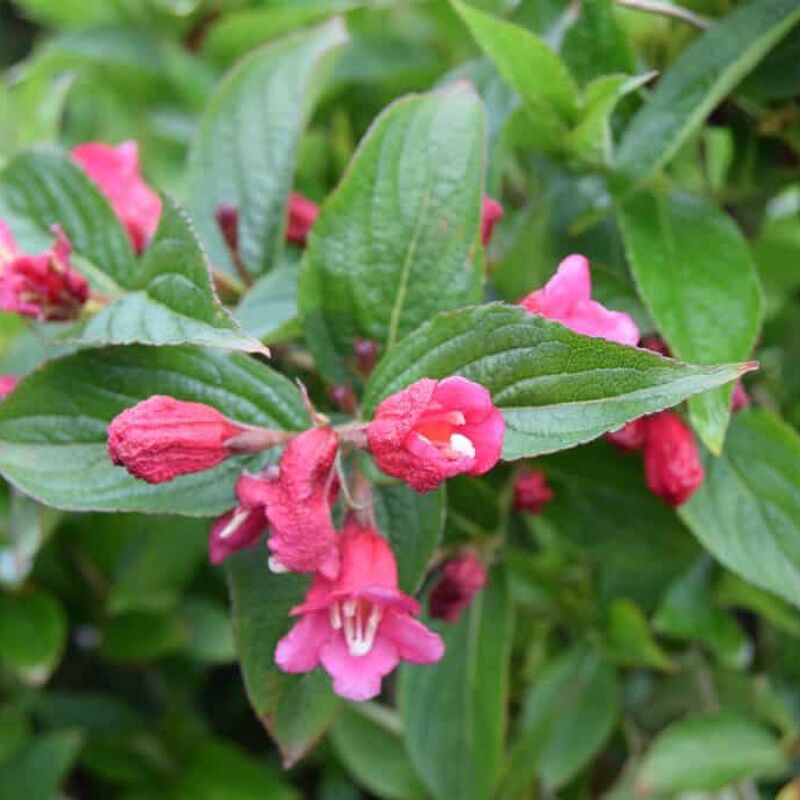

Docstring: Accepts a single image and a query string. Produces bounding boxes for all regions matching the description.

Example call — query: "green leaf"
[0,345,307,515]
[299,84,487,383]
[0,589,66,685]
[602,599,674,672]
[330,703,429,800]
[680,409,800,610]
[187,20,348,277]
[636,712,785,794]
[72,196,266,354]
[400,566,511,800]
[362,303,753,460]
[617,189,763,452]
[516,646,618,792]
[101,611,186,662]
[373,483,445,594]
[0,705,30,762]
[235,260,300,344]
[614,0,800,185]
[450,0,578,150]
[0,148,135,284]
[0,731,83,800]
[0,491,52,590]
[179,598,235,665]
[225,549,341,767]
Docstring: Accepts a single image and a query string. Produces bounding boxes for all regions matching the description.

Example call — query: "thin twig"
[616,0,711,29]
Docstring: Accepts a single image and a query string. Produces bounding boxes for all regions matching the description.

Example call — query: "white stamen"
[268,556,289,574]
[342,598,357,618]
[218,508,249,540]
[329,603,342,630]
[344,602,383,657]
[449,432,476,458]
[343,608,355,644]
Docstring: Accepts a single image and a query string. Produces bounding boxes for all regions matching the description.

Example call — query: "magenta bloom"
[606,418,649,452]
[236,427,340,578]
[429,553,487,623]
[519,255,639,346]
[480,196,504,245]
[275,517,444,701]
[0,375,19,400]
[643,411,704,507]
[72,141,161,253]
[0,225,88,321]
[513,468,554,514]
[731,382,750,412]
[286,192,319,247]
[108,395,246,484]
[367,377,505,493]
[208,505,267,565]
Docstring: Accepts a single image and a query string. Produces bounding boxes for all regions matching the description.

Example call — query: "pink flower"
[429,553,487,623]
[641,335,670,356]
[208,505,267,565]
[108,395,247,484]
[481,196,504,245]
[275,516,444,701]
[731,382,750,412]
[236,427,340,578]
[0,375,19,400]
[519,255,639,346]
[0,225,89,321]
[606,418,649,452]
[286,192,319,247]
[367,377,505,493]
[513,468,554,513]
[71,141,161,253]
[643,411,704,506]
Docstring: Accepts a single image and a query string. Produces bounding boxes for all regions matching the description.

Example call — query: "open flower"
[367,376,505,493]
[519,255,639,346]
[643,411,704,506]
[429,552,487,623]
[236,427,340,578]
[513,468,554,514]
[208,505,267,565]
[0,224,88,321]
[286,192,319,247]
[72,140,161,253]
[108,395,248,484]
[275,516,444,701]
[481,196,503,245]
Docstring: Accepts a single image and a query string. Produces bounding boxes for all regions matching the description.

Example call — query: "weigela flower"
[481,196,504,245]
[275,516,444,701]
[108,395,247,484]
[286,192,319,247]
[0,375,19,399]
[519,255,639,346]
[513,468,554,514]
[367,376,505,493]
[71,140,161,253]
[0,225,89,321]
[606,418,649,452]
[429,553,487,623]
[731,382,750,412]
[236,427,340,578]
[643,411,704,506]
[208,505,267,565]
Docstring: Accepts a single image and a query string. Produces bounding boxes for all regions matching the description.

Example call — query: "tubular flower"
[236,427,340,578]
[480,196,504,245]
[108,395,247,484]
[513,468,554,514]
[367,376,505,493]
[208,505,267,565]
[0,225,88,321]
[286,192,319,246]
[429,552,487,623]
[643,411,704,507]
[71,140,161,253]
[275,517,444,701]
[606,418,649,452]
[519,255,640,346]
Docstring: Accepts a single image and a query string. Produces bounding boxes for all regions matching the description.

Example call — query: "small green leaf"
[602,599,675,671]
[101,611,186,662]
[680,409,800,610]
[636,712,785,794]
[187,20,348,277]
[0,705,30,762]
[235,260,300,344]
[615,0,800,185]
[362,303,754,460]
[179,598,236,665]
[300,84,487,383]
[0,345,307,515]
[400,566,511,800]
[0,731,83,800]
[617,189,763,452]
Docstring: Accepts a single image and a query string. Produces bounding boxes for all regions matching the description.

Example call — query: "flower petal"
[275,612,332,673]
[320,633,399,702]
[381,613,444,664]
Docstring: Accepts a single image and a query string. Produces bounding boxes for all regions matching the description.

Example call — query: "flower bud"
[215,202,239,255]
[513,468,553,514]
[329,384,358,415]
[606,418,648,452]
[354,337,379,377]
[209,505,267,565]
[286,192,319,247]
[429,553,487,623]
[643,411,704,506]
[0,375,19,400]
[107,395,247,484]
[480,196,504,245]
[641,335,670,356]
[731,382,750,412]
[367,376,505,493]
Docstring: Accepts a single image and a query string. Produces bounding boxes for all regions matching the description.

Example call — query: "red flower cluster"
[429,553,487,623]
[106,375,505,700]
[513,468,554,514]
